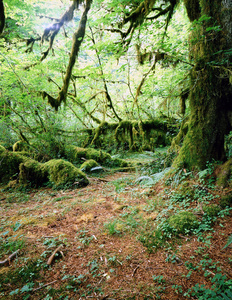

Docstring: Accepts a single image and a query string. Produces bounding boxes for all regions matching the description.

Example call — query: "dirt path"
[0,171,232,299]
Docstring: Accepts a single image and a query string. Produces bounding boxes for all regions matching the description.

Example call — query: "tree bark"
[0,0,5,34]
[173,0,232,169]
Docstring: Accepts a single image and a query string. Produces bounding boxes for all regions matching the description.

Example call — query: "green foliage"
[0,234,24,258]
[167,211,199,234]
[186,273,232,300]
[0,259,42,295]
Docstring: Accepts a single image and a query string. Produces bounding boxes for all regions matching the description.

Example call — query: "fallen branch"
[132,265,140,277]
[47,245,63,265]
[33,280,57,292]
[0,249,20,267]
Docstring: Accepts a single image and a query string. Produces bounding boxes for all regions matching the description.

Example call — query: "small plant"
[223,234,232,249]
[76,229,93,248]
[138,228,168,253]
[186,273,232,300]
[104,219,123,235]
[152,275,166,284]
[203,204,221,217]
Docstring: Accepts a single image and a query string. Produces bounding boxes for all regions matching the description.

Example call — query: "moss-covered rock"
[44,159,89,189]
[203,204,221,217]
[167,211,198,234]
[80,159,99,172]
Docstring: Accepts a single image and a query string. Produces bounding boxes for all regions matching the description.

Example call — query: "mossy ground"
[0,152,231,299]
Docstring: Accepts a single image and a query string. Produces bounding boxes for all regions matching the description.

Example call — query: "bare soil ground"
[0,171,231,299]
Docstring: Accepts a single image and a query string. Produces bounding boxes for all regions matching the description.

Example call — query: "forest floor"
[0,157,232,299]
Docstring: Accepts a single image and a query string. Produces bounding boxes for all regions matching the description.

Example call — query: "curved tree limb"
[42,0,92,110]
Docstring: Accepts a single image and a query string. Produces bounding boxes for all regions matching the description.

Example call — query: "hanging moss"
[0,144,6,153]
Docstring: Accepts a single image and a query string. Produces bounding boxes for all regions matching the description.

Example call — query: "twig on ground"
[0,249,20,267]
[132,265,140,277]
[47,245,63,265]
[33,280,57,292]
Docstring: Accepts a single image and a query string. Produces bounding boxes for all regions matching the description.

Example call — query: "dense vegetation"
[0,0,232,299]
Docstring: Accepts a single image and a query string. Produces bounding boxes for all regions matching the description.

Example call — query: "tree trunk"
[0,0,5,34]
[173,0,232,169]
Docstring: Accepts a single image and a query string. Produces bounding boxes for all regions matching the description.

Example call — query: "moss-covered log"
[0,146,88,188]
[44,159,88,188]
[64,145,128,168]
[85,119,178,152]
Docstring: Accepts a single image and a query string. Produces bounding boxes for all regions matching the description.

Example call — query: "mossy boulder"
[80,159,99,172]
[167,211,199,234]
[44,159,89,189]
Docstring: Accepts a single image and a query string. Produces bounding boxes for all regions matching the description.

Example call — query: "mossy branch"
[42,0,92,109]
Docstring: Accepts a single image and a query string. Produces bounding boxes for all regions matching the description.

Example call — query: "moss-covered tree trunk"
[174,0,232,169]
[0,0,5,34]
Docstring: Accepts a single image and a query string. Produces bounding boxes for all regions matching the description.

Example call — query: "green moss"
[19,159,48,187]
[13,140,29,152]
[80,159,98,172]
[0,144,6,153]
[216,159,232,188]
[44,159,89,189]
[0,149,26,183]
[203,204,221,217]
[219,194,232,208]
[167,211,199,234]
[64,145,128,168]
[177,180,195,198]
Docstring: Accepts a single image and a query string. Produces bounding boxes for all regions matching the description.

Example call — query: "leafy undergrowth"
[0,157,232,299]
